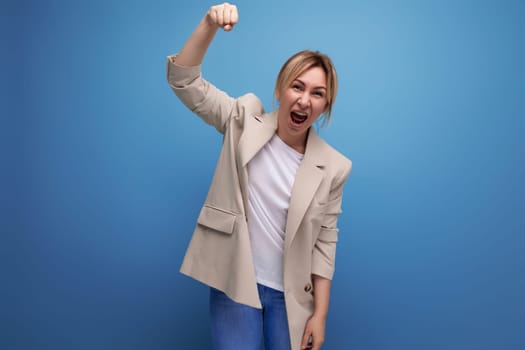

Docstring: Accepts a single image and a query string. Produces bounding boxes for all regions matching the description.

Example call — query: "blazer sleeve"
[166,54,236,134]
[311,158,352,280]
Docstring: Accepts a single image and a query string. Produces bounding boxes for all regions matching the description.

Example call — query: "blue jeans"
[210,284,291,350]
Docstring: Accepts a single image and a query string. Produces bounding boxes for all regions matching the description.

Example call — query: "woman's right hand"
[173,3,238,66]
[206,2,239,32]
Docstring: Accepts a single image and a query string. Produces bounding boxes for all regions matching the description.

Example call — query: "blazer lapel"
[238,111,278,167]
[285,128,326,250]
[237,111,278,214]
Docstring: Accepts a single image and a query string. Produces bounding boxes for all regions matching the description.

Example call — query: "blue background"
[4,0,524,349]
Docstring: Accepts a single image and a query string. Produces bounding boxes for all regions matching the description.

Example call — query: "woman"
[167,3,352,350]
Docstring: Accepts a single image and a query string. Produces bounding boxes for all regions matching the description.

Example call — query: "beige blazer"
[167,55,352,350]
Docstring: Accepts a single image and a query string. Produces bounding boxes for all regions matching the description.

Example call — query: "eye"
[313,91,325,98]
[291,83,303,91]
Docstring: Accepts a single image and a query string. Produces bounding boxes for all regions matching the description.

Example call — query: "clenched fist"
[207,2,239,31]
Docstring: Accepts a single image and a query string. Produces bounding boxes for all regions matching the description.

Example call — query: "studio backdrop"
[4,0,524,349]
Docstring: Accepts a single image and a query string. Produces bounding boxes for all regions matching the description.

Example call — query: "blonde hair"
[274,50,338,124]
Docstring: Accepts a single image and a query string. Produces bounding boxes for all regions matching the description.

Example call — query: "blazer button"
[304,283,312,293]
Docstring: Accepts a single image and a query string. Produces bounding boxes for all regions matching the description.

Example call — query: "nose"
[297,92,310,108]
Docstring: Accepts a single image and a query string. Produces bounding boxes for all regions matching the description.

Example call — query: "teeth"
[291,111,308,124]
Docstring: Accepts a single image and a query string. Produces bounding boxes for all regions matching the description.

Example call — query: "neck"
[276,129,308,154]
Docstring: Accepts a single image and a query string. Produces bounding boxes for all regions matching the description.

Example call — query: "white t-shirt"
[247,134,303,291]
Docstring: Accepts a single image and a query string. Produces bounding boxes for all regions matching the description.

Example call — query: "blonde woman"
[167,3,352,349]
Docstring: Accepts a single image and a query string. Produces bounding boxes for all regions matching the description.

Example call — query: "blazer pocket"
[317,226,339,243]
[295,290,314,308]
[197,205,237,235]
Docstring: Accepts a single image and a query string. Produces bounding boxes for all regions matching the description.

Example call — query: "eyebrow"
[294,78,327,90]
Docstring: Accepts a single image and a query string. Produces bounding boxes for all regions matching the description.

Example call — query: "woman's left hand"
[301,314,326,349]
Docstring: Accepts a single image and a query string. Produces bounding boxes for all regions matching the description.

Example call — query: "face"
[276,66,328,149]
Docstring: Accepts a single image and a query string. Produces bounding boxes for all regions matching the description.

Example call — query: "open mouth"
[290,111,308,125]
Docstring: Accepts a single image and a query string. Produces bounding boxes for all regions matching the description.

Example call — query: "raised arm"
[174,3,239,66]
[167,3,245,134]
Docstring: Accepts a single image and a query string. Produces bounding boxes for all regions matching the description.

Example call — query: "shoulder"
[235,93,265,115]
[315,134,351,169]
[231,93,266,125]
[315,135,352,183]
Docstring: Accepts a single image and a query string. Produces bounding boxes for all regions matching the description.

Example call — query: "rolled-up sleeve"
[311,160,352,280]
